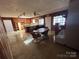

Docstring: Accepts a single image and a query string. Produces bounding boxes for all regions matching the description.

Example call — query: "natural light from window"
[53,15,66,26]
[39,18,44,25]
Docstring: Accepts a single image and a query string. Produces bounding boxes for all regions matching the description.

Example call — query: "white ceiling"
[0,0,69,18]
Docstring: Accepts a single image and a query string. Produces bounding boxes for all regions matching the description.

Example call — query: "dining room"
[0,0,79,59]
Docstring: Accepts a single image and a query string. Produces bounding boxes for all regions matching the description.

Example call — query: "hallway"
[7,30,79,59]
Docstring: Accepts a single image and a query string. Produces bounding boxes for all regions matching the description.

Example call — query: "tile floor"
[7,30,79,59]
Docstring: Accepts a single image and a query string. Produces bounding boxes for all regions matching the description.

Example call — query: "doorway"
[3,20,14,32]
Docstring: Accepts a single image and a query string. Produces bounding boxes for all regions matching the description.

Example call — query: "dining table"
[33,28,48,33]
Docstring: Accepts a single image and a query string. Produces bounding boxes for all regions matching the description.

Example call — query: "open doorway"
[3,20,14,33]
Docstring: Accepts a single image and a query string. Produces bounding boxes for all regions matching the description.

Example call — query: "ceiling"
[0,0,69,18]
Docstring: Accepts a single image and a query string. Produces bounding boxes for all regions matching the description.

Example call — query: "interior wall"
[31,18,39,26]
[45,16,51,30]
[65,0,79,50]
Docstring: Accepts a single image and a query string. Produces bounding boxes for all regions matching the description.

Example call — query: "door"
[3,20,14,32]
[0,18,13,59]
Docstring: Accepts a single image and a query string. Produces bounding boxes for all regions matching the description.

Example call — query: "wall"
[45,16,52,30]
[65,0,79,50]
[31,18,39,26]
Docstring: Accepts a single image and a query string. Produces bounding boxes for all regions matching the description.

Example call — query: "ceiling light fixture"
[33,11,40,16]
[18,12,27,18]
